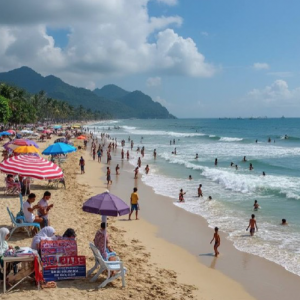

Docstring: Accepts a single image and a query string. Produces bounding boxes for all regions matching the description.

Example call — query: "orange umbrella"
[77,135,86,140]
[13,145,41,154]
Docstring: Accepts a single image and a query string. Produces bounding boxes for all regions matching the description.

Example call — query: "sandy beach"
[0,133,299,300]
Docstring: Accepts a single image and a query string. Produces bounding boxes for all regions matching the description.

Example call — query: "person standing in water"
[249,163,253,171]
[145,165,150,174]
[153,149,157,159]
[215,158,218,166]
[198,184,203,197]
[246,214,258,236]
[210,227,220,257]
[179,189,186,202]
[253,200,259,211]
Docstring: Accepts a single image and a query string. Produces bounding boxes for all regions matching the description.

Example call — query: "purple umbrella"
[82,191,130,253]
[82,190,130,216]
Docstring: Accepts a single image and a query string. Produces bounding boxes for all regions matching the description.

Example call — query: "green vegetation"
[0,83,110,124]
[0,95,11,124]
[0,67,176,119]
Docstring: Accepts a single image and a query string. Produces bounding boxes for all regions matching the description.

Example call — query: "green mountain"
[94,84,129,99]
[0,67,176,119]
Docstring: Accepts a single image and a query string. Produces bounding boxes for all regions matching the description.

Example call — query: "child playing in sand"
[210,227,220,257]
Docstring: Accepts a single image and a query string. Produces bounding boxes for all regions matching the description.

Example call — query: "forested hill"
[0,67,176,119]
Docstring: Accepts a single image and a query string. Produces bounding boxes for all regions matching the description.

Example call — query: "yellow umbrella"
[13,145,41,154]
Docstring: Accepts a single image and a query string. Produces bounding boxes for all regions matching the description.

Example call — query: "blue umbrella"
[0,131,12,136]
[42,142,77,155]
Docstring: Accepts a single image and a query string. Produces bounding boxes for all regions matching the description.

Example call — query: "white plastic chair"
[87,242,126,288]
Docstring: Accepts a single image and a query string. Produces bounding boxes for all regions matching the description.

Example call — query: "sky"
[0,0,299,118]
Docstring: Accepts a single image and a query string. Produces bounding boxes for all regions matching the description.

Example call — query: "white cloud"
[201,31,209,37]
[86,81,96,91]
[0,0,215,84]
[154,96,170,107]
[157,0,178,6]
[253,62,270,70]
[147,77,162,87]
[247,80,300,106]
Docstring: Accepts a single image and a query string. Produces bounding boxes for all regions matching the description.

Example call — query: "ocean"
[88,118,300,276]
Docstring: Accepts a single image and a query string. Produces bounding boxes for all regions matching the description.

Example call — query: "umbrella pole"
[101,215,107,255]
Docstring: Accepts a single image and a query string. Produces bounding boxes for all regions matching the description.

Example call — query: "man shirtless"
[246,214,258,236]
[106,167,112,187]
[210,227,220,257]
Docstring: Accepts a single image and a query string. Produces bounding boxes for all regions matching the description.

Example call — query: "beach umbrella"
[9,139,39,148]
[7,130,15,135]
[53,125,62,129]
[0,155,63,180]
[42,129,52,134]
[82,191,130,251]
[37,127,44,131]
[0,131,12,136]
[20,130,34,134]
[77,135,86,140]
[13,145,41,155]
[42,142,76,155]
[83,191,130,217]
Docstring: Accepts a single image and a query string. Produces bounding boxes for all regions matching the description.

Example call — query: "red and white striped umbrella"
[0,155,63,180]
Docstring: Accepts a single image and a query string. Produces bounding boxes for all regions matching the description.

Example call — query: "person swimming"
[281,219,288,225]
[195,153,198,159]
[188,175,192,180]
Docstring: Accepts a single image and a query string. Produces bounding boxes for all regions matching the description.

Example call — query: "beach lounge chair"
[4,179,21,195]
[88,242,126,288]
[7,207,40,239]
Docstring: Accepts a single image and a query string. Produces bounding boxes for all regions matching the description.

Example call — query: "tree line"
[0,83,112,125]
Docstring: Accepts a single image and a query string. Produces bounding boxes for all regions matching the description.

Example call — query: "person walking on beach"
[106,167,112,187]
[79,156,85,174]
[137,157,141,168]
[121,148,124,160]
[134,167,139,179]
[198,184,203,197]
[179,189,186,202]
[92,148,96,161]
[115,164,120,175]
[97,148,102,163]
[210,227,220,257]
[127,150,130,160]
[129,187,139,220]
[246,214,258,236]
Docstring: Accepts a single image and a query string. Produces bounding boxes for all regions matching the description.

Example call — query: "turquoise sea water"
[89,118,300,276]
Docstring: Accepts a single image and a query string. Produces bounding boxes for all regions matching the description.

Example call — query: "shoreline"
[106,145,300,300]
